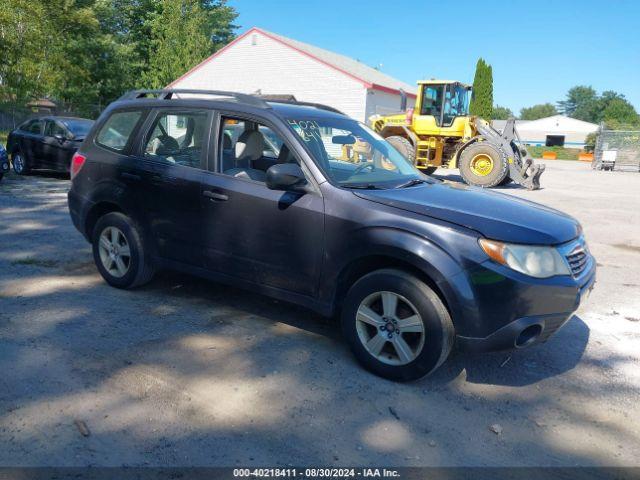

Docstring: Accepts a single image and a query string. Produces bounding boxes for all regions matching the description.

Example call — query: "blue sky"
[227,0,640,114]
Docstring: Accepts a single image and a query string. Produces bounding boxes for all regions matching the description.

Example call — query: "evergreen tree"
[469,58,493,119]
[143,0,212,89]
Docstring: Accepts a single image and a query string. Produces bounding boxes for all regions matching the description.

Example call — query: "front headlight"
[479,238,570,278]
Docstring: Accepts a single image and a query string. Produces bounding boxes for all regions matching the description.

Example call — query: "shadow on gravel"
[423,315,590,388]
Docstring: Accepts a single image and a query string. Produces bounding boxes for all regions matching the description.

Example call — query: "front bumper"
[453,251,596,353]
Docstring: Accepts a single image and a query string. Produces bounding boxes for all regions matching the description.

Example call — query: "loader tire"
[386,136,415,164]
[459,143,508,188]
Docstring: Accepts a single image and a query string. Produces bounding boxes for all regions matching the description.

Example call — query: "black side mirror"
[54,134,66,143]
[266,163,308,192]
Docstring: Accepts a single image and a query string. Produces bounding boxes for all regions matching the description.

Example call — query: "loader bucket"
[511,157,546,190]
[474,118,545,190]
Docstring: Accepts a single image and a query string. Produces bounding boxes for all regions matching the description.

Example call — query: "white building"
[168,27,416,122]
[492,115,598,149]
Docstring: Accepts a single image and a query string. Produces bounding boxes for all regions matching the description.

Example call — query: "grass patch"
[11,258,59,268]
[0,131,8,146]
[524,145,583,160]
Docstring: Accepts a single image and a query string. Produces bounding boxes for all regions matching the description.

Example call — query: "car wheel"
[12,151,30,175]
[92,212,155,289]
[341,269,454,381]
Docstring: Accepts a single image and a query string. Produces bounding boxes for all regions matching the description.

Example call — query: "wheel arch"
[378,126,418,147]
[84,201,125,240]
[335,254,450,312]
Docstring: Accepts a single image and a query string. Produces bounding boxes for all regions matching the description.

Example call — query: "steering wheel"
[353,162,375,175]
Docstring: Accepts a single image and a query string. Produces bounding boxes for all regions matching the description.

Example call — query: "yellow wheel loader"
[370,80,545,190]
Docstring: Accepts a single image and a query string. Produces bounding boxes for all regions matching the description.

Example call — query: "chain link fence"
[592,123,640,172]
[0,101,103,133]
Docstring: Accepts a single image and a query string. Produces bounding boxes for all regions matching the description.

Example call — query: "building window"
[546,135,565,147]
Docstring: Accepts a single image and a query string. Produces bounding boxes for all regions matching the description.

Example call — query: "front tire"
[92,212,155,289]
[341,269,454,381]
[12,151,30,175]
[458,142,508,188]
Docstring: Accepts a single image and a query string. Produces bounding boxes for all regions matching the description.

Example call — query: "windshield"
[442,84,469,125]
[62,119,93,137]
[286,116,423,189]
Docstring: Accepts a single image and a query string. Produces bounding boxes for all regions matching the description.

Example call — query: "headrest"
[235,130,264,162]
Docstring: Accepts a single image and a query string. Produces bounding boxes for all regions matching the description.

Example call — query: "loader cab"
[415,81,471,129]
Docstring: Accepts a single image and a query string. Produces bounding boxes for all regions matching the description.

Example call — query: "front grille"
[566,248,588,276]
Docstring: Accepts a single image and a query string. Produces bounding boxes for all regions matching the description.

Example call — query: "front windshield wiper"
[341,183,386,190]
[396,178,428,188]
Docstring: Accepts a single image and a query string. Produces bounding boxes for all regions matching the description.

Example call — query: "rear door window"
[26,120,42,134]
[45,120,66,138]
[143,110,209,169]
[96,111,143,152]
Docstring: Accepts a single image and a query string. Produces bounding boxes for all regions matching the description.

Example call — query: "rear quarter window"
[96,111,143,152]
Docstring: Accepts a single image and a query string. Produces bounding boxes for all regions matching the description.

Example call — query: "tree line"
[469,59,639,127]
[494,86,640,127]
[0,0,238,116]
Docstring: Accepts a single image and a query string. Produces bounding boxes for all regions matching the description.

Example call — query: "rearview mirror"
[266,163,308,192]
[332,135,356,145]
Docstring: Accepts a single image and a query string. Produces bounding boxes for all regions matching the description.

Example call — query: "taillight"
[70,153,86,180]
[405,108,414,125]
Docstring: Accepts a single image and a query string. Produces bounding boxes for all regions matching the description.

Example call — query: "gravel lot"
[1,161,639,467]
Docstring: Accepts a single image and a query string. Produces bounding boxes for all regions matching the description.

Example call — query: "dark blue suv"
[67,90,596,381]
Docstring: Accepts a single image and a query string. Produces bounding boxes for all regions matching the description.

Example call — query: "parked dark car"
[0,142,9,180]
[7,116,94,175]
[67,90,596,381]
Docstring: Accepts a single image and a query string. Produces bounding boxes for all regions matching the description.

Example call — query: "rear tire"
[459,143,508,188]
[386,135,415,164]
[92,212,155,289]
[12,151,30,175]
[341,269,454,381]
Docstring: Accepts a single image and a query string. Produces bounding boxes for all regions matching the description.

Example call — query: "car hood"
[354,181,580,245]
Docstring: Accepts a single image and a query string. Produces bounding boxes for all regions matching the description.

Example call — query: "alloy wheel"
[355,291,425,366]
[13,154,24,173]
[98,226,131,278]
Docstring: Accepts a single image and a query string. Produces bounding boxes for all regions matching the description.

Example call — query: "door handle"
[203,190,228,202]
[120,172,141,181]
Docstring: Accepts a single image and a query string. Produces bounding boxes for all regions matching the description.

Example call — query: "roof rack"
[118,89,270,108]
[264,99,344,115]
[118,89,345,116]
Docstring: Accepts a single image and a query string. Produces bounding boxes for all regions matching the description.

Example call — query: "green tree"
[491,105,513,120]
[0,0,54,102]
[142,0,237,89]
[599,91,639,127]
[469,58,493,119]
[557,86,599,122]
[520,103,558,120]
[0,0,238,113]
